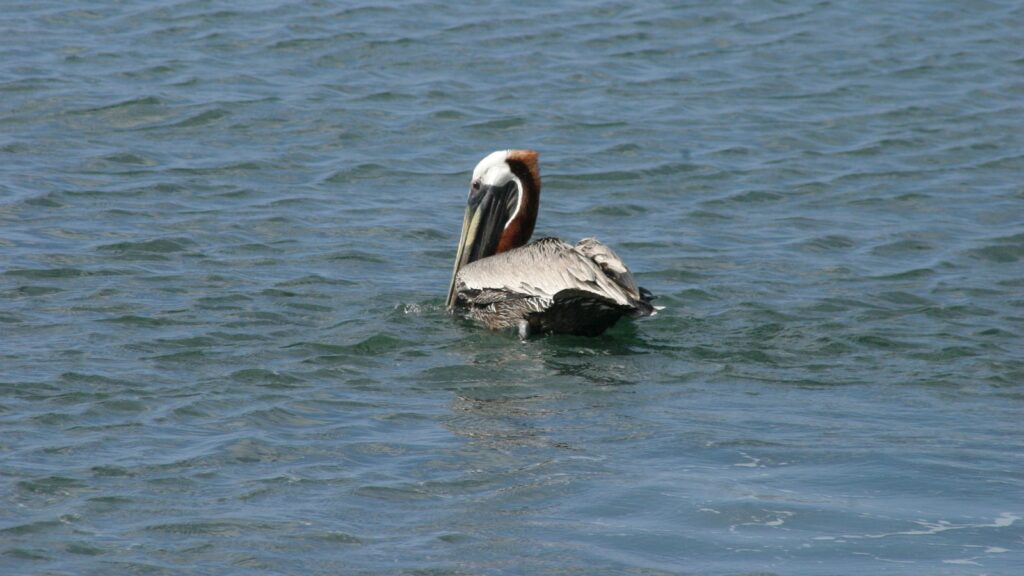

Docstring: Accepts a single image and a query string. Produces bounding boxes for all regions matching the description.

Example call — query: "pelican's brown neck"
[496,150,541,254]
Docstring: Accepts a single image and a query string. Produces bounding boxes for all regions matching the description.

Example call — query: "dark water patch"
[223,311,299,328]
[287,334,417,357]
[159,108,231,129]
[145,519,284,536]
[876,291,933,306]
[16,476,88,496]
[151,335,219,349]
[430,109,467,120]
[401,227,447,241]
[92,399,148,413]
[975,327,1017,339]
[312,531,363,544]
[22,193,66,208]
[274,272,354,286]
[870,239,936,256]
[284,302,333,313]
[353,483,435,503]
[322,163,393,183]
[668,288,716,303]
[196,294,254,310]
[207,331,272,343]
[931,284,1008,298]
[90,465,136,478]
[922,304,997,320]
[328,250,387,263]
[49,390,110,405]
[148,350,209,362]
[78,95,165,113]
[0,381,61,399]
[1,285,64,297]
[97,237,197,255]
[704,189,786,206]
[968,238,1023,263]
[4,267,116,279]
[230,369,305,388]
[466,117,527,131]
[797,234,856,252]
[851,334,921,350]
[67,95,172,129]
[89,561,178,575]
[66,542,104,556]
[102,152,157,166]
[354,90,417,103]
[270,36,335,51]
[971,243,1023,267]
[168,161,269,176]
[260,288,299,298]
[224,438,296,464]
[239,407,324,428]
[908,347,980,362]
[2,547,50,560]
[870,267,936,280]
[99,315,184,327]
[645,268,707,282]
[547,172,642,189]
[0,520,63,536]
[685,209,733,222]
[584,203,650,216]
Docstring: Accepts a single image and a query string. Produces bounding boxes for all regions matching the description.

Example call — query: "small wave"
[871,267,935,280]
[968,243,1022,263]
[80,95,164,113]
[275,274,357,287]
[584,203,650,216]
[466,117,527,130]
[145,519,282,536]
[230,368,305,388]
[99,315,179,327]
[1,285,63,297]
[100,152,157,166]
[160,108,230,129]
[16,476,87,496]
[97,237,196,254]
[0,519,63,536]
[798,234,856,252]
[4,267,87,279]
[871,239,936,256]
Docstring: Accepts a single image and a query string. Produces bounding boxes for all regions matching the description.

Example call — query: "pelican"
[446,149,657,338]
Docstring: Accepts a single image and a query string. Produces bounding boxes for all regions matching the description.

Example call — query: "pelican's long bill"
[445,178,522,309]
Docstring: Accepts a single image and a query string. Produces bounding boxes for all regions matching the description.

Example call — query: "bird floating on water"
[446,149,657,338]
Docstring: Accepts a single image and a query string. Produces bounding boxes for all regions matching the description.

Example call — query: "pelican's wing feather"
[455,237,640,309]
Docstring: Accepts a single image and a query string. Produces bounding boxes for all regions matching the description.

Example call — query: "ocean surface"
[2,1,1022,574]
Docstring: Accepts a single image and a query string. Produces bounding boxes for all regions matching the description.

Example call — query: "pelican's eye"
[468,179,484,206]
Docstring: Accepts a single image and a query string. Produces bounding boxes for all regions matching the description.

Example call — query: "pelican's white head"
[447,149,541,309]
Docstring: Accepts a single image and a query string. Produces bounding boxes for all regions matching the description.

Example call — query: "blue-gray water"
[2,1,1022,574]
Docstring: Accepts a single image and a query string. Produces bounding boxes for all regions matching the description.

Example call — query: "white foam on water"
[844,512,1020,540]
[942,558,981,566]
[733,452,761,468]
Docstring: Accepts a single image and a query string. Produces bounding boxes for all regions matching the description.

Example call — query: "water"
[2,0,1022,573]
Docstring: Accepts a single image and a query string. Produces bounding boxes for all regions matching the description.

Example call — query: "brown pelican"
[446,149,657,338]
